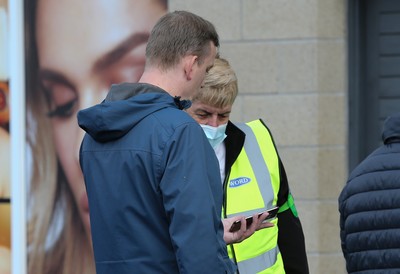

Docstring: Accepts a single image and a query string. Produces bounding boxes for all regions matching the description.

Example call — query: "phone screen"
[229,206,279,232]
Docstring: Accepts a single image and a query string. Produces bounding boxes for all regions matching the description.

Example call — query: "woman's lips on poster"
[80,192,89,213]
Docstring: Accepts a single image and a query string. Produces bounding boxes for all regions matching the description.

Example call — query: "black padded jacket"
[339,112,400,273]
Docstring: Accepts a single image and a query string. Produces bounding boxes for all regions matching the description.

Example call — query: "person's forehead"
[36,0,164,69]
[36,0,161,34]
[192,101,232,114]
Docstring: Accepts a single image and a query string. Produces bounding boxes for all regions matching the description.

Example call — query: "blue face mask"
[200,123,227,148]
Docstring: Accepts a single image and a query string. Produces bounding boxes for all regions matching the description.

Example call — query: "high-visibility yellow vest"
[224,119,285,274]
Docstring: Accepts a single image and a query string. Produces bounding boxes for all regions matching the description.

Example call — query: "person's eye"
[47,100,78,118]
[42,81,78,119]
[196,113,209,119]
[103,45,147,86]
[106,57,145,85]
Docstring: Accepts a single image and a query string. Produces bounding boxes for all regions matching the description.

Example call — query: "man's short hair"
[146,10,219,70]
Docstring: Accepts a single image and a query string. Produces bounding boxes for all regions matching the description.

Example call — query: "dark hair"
[146,10,219,70]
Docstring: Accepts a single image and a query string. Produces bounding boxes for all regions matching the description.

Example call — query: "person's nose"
[75,85,108,161]
[80,84,108,110]
[207,115,219,127]
[75,127,86,162]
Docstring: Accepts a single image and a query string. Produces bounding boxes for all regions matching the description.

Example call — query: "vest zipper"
[223,170,240,273]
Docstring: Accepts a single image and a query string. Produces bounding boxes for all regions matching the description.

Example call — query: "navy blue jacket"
[339,112,400,273]
[78,83,236,274]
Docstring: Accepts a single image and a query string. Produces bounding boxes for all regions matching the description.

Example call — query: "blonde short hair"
[192,57,238,108]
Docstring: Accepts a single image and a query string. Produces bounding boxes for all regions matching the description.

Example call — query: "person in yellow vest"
[187,57,309,274]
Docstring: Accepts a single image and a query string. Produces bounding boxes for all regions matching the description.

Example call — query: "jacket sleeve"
[277,159,310,274]
[160,121,236,274]
[338,186,348,260]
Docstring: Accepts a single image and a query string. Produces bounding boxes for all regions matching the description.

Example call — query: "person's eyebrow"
[93,32,150,73]
[195,109,211,114]
[196,108,231,115]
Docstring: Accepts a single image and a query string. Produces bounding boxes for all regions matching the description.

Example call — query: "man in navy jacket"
[78,11,236,274]
[339,112,400,273]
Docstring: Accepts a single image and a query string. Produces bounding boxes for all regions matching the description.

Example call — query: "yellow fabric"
[225,120,284,273]
[225,148,266,213]
[259,253,285,274]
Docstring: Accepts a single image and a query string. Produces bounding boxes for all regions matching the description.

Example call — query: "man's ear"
[183,55,198,81]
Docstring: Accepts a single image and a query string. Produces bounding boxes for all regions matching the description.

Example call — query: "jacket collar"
[224,121,245,175]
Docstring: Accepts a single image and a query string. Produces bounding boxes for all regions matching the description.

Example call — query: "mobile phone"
[229,206,279,232]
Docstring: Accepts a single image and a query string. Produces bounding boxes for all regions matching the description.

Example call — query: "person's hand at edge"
[223,212,274,244]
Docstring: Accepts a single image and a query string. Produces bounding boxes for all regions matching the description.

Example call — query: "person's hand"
[222,212,274,244]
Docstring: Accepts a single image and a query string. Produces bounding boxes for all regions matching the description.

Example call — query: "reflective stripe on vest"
[231,246,284,274]
[225,120,285,274]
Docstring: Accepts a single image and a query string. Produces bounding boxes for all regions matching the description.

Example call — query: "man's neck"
[139,67,183,98]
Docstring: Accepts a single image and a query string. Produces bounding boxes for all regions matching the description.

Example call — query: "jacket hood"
[382,112,400,144]
[77,82,191,142]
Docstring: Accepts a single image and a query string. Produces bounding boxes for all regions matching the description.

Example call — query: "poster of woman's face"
[25,1,167,273]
